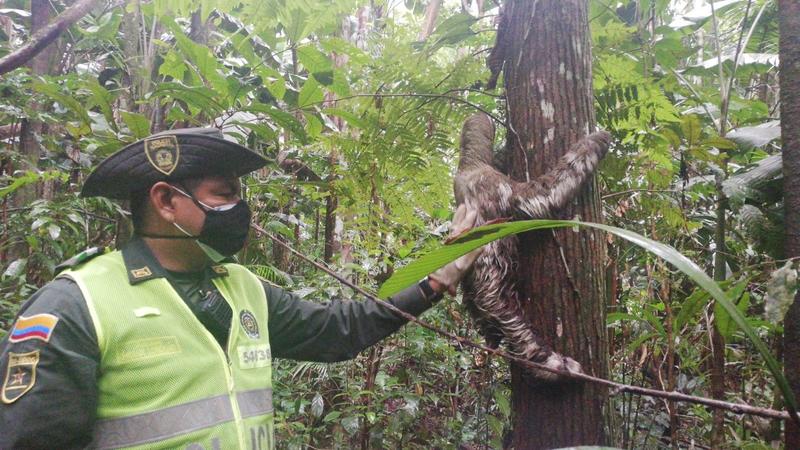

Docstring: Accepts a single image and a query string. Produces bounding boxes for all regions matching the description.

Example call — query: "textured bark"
[418,0,441,40]
[0,0,98,75]
[502,1,607,447]
[710,175,728,448]
[8,0,60,259]
[322,14,357,263]
[780,0,800,447]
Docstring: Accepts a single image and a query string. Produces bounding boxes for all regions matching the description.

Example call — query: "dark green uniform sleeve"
[0,278,99,450]
[265,283,433,362]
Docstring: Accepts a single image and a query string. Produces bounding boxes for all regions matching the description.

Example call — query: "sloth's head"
[458,113,495,170]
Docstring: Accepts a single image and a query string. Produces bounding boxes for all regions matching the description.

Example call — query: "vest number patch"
[238,344,271,369]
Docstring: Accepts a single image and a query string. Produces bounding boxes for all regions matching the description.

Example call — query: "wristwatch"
[417,276,444,304]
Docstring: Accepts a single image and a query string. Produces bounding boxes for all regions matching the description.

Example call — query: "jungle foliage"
[0,0,794,448]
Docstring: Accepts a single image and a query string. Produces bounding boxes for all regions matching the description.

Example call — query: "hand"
[429,204,483,296]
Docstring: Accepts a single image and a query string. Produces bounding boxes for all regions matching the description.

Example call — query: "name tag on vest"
[238,344,271,369]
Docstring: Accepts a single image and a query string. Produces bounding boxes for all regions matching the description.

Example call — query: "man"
[0,128,480,449]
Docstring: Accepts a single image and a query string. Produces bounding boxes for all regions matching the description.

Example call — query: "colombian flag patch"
[9,314,59,343]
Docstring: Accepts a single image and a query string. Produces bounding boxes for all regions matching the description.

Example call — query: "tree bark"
[710,184,728,448]
[0,0,98,75]
[501,1,607,448]
[9,0,59,258]
[418,0,441,41]
[780,0,800,448]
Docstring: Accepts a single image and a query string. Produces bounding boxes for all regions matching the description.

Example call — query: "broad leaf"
[297,45,333,74]
[121,112,151,139]
[379,219,797,416]
[298,76,324,108]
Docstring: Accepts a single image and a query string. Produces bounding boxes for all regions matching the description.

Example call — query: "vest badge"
[240,310,260,339]
[2,351,39,404]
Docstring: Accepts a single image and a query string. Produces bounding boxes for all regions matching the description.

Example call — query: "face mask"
[171,185,252,260]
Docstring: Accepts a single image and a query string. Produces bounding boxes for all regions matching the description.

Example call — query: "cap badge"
[240,310,260,339]
[144,136,180,176]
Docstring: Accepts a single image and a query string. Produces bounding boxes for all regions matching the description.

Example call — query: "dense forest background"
[0,0,796,448]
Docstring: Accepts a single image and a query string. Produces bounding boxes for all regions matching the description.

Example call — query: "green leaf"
[681,114,702,148]
[714,281,749,340]
[243,103,307,142]
[494,389,510,418]
[83,80,117,132]
[626,332,657,354]
[298,76,324,108]
[162,17,229,102]
[160,50,188,80]
[675,288,709,333]
[32,81,91,131]
[378,219,797,417]
[420,13,478,53]
[703,136,738,151]
[328,69,350,97]
[323,411,342,422]
[607,312,645,325]
[0,171,65,199]
[152,82,225,116]
[297,45,333,74]
[304,112,323,137]
[323,108,365,129]
[121,112,151,139]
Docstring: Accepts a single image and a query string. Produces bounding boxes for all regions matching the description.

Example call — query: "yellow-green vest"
[60,251,274,450]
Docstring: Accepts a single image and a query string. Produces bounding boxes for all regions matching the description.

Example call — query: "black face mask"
[170,185,252,258]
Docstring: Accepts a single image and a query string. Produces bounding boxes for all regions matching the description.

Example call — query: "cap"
[81,128,268,199]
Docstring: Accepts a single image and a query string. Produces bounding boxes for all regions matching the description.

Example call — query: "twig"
[250,222,800,422]
[292,92,506,127]
[602,189,680,200]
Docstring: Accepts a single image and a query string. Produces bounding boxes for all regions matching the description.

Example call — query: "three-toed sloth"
[454,113,611,380]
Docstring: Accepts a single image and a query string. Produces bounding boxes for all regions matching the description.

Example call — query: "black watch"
[418,277,444,304]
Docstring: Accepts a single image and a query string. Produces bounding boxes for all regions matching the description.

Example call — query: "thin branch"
[672,68,717,122]
[292,92,506,127]
[0,0,100,76]
[251,222,800,423]
[602,189,681,200]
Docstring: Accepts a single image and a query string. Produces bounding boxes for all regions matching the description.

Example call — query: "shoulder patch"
[9,313,59,343]
[55,247,107,273]
[2,350,39,404]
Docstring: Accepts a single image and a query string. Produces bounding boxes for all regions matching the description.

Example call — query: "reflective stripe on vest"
[93,389,274,449]
[61,251,274,450]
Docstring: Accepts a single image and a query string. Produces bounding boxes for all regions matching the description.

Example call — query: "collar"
[121,236,230,285]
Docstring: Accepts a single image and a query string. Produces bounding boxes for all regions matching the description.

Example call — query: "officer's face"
[172,175,242,234]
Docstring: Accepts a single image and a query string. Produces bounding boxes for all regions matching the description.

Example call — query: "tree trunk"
[780,0,800,447]
[8,0,59,258]
[710,190,728,448]
[501,1,607,447]
[418,0,441,41]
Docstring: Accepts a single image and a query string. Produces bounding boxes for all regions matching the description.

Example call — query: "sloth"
[454,113,611,381]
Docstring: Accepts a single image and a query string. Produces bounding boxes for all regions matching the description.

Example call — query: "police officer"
[0,128,480,449]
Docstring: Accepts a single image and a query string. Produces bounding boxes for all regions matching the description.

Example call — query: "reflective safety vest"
[61,251,274,450]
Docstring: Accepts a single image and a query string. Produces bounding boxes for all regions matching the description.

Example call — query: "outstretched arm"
[512,131,611,219]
